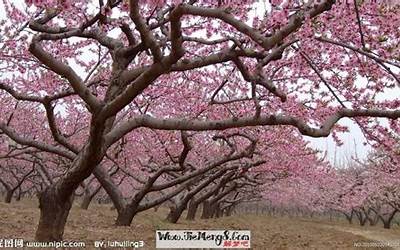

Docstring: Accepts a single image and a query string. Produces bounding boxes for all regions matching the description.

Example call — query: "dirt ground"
[0,199,399,249]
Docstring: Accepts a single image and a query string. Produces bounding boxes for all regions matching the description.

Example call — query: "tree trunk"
[115,206,137,226]
[80,192,93,210]
[93,166,126,212]
[115,201,140,226]
[32,83,117,241]
[201,201,212,219]
[344,211,353,224]
[380,210,398,229]
[166,205,185,224]
[35,187,74,241]
[225,205,234,217]
[368,214,379,226]
[383,221,391,229]
[215,204,223,218]
[354,211,364,226]
[186,200,199,220]
[4,190,13,203]
[358,213,367,226]
[209,203,218,218]
[80,184,103,210]
[16,189,22,201]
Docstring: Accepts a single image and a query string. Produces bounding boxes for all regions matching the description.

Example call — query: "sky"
[307,119,369,167]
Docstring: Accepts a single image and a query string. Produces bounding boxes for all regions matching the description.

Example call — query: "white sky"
[307,119,370,166]
[307,80,399,166]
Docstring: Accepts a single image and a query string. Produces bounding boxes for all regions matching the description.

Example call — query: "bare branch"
[105,109,400,147]
[43,99,80,154]
[129,0,163,61]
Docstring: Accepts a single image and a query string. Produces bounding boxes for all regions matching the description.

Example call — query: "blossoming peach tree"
[0,0,399,241]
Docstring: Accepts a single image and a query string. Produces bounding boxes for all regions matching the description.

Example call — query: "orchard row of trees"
[261,149,400,229]
[0,0,399,241]
[0,126,318,223]
[2,131,399,229]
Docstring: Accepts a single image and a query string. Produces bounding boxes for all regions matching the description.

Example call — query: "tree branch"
[0,123,75,160]
[29,38,102,111]
[105,109,400,147]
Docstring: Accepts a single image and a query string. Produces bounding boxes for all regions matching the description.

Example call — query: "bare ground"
[0,199,399,249]
[321,224,400,250]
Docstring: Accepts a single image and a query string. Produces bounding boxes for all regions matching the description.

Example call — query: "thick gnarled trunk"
[35,123,108,241]
[35,187,74,241]
[115,207,137,226]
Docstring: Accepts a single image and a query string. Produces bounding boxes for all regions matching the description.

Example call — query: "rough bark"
[115,205,138,226]
[35,121,108,241]
[35,187,74,241]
